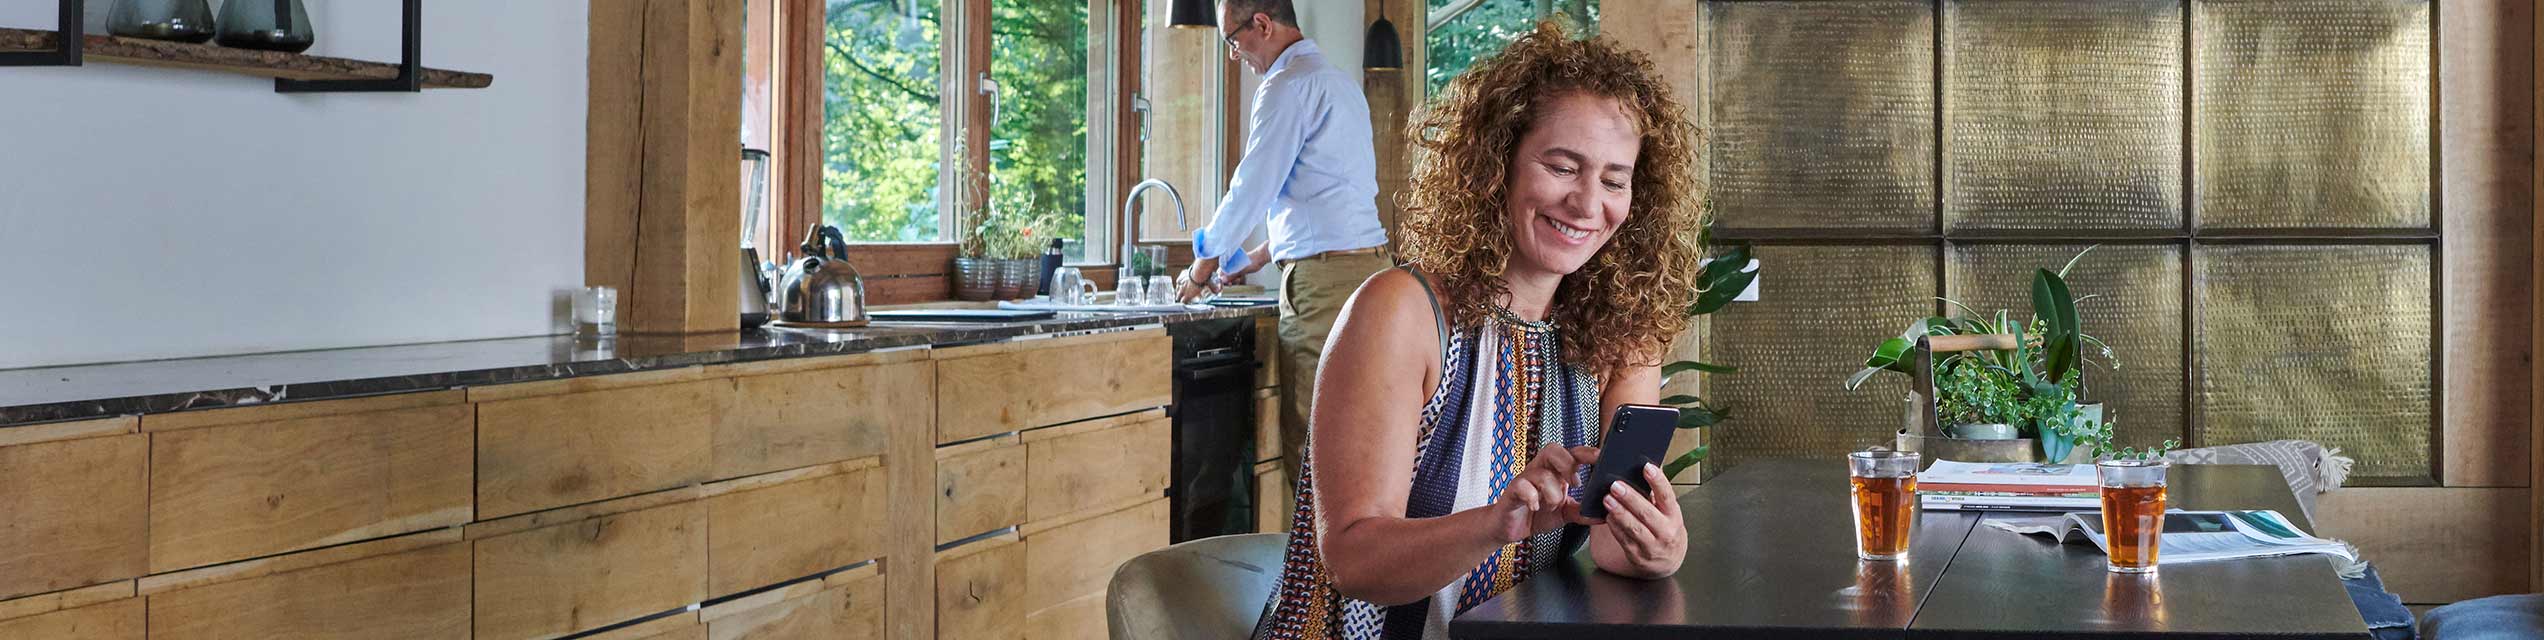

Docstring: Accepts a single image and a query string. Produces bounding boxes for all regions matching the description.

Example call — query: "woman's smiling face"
[1504,92,1640,281]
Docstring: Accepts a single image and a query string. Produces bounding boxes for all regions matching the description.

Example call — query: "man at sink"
[1177,0,1394,483]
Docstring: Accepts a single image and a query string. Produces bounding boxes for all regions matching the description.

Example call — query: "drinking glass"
[1848,449,1919,561]
[573,286,617,336]
[1145,275,1176,305]
[1051,267,1096,306]
[1115,277,1147,307]
[2098,459,2168,573]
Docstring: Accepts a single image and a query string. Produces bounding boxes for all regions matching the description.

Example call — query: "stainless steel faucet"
[1120,178,1188,265]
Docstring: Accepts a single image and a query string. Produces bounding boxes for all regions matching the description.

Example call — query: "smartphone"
[1579,404,1680,520]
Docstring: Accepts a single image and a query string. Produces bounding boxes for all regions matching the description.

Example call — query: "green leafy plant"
[1658,243,1758,477]
[1843,247,2139,457]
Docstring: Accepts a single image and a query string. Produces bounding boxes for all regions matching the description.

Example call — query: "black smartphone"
[1579,404,1680,520]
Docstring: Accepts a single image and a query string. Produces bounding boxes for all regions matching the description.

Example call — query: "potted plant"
[1844,247,2136,463]
[950,134,999,301]
[1655,243,1761,477]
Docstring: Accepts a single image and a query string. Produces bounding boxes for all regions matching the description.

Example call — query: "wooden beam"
[590,0,745,336]
[2439,0,2535,488]
[587,0,645,313]
[1368,0,1429,253]
[779,0,825,263]
[2534,0,2544,591]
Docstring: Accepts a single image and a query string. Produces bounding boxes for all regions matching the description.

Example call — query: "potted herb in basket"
[1843,247,2135,463]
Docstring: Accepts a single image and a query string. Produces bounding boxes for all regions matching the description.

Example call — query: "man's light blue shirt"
[1194,39,1390,274]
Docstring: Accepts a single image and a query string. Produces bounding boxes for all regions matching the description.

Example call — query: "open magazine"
[1986,510,2358,565]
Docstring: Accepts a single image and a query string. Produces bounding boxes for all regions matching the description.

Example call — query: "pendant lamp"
[1170,0,1215,28]
[1365,1,1403,71]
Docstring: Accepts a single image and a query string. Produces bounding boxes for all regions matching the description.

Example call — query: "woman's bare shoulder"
[1334,268,1443,348]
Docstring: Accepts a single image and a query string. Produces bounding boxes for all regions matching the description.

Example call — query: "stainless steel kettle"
[778,224,869,325]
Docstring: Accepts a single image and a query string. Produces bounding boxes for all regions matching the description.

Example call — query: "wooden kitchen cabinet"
[936,435,1027,545]
[0,432,146,601]
[1022,498,1169,629]
[1254,315,1278,390]
[1023,409,1170,523]
[704,462,887,597]
[934,330,1172,444]
[1255,387,1281,464]
[0,597,144,639]
[474,374,726,519]
[147,402,474,573]
[1256,460,1293,534]
[473,500,709,639]
[935,535,1027,640]
[702,566,886,640]
[148,542,470,640]
[712,353,931,480]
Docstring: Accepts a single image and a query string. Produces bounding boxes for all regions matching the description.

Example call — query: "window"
[987,0,1093,261]
[1425,0,1598,96]
[822,0,949,242]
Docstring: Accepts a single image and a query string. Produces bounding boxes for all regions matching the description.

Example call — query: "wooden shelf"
[0,28,491,89]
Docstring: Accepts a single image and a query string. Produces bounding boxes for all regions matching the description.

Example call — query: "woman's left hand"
[1597,462,1686,576]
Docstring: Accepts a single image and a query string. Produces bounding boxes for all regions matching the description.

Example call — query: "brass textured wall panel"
[2193,0,2432,229]
[1702,245,1938,477]
[2197,244,2433,482]
[1945,0,2183,230]
[1947,244,2186,450]
[1708,1,1935,230]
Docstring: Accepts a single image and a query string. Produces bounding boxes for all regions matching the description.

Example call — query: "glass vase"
[216,0,314,53]
[109,0,217,43]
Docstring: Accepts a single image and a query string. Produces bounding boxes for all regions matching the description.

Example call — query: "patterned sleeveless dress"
[1251,300,1603,640]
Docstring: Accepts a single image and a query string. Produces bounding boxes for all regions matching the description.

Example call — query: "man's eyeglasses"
[1221,19,1252,48]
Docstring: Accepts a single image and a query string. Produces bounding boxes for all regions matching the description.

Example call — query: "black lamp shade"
[1170,0,1216,28]
[1364,17,1404,71]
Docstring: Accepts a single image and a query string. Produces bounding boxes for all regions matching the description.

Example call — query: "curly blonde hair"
[1397,21,1709,375]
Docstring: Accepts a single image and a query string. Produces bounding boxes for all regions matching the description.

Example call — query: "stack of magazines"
[1987,510,2357,565]
[1917,461,2100,511]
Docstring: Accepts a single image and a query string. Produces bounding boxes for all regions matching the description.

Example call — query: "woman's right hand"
[1488,445,1602,544]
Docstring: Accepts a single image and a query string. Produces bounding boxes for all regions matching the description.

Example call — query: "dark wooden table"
[1450,460,2372,640]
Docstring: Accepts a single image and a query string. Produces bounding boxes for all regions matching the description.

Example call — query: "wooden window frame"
[770,0,1145,303]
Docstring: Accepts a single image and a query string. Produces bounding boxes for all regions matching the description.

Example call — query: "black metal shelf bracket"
[277,0,422,93]
[0,0,84,67]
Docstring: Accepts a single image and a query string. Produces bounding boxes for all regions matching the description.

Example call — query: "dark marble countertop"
[0,304,1275,429]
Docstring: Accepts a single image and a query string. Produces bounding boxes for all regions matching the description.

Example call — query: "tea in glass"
[2097,458,2169,573]
[1848,449,1920,561]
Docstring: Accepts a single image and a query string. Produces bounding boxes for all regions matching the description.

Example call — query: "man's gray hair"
[1222,0,1297,27]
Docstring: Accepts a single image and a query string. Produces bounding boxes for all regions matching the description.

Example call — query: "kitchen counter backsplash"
[0,304,1273,428]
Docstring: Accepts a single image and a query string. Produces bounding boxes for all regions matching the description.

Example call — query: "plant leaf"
[1660,394,1703,407]
[1677,406,1726,429]
[1688,245,1758,316]
[2042,332,2079,386]
[1662,446,1711,478]
[2032,269,2078,341]
[2057,244,2101,279]
[1848,337,1916,390]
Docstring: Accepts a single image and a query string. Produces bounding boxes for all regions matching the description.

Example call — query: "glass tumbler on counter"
[573,286,618,336]
[2098,459,2169,573]
[1848,449,1919,561]
[1145,275,1176,305]
[1115,276,1147,308]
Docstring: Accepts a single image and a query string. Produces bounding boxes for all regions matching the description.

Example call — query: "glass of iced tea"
[1848,449,1920,561]
[2097,458,2169,573]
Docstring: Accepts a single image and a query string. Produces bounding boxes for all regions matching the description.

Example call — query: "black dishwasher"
[1166,317,1259,542]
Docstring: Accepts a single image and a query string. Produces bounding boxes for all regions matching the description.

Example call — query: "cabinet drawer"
[704,569,884,640]
[0,434,146,601]
[1254,388,1281,463]
[149,403,473,572]
[935,536,1026,640]
[0,598,143,639]
[474,500,708,639]
[148,542,469,640]
[705,464,886,597]
[1023,499,1168,614]
[476,378,725,519]
[717,357,930,479]
[935,331,1171,443]
[1023,591,1106,640]
[1024,411,1169,523]
[937,436,1025,545]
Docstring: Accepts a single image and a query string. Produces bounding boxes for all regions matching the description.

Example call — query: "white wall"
[1296,0,1364,88]
[0,1,588,369]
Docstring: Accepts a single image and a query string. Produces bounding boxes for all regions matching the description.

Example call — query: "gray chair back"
[1106,533,1288,640]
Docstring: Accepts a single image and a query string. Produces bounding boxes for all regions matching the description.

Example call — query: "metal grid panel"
[2192,0,2432,229]
[1944,0,2183,231]
[1947,244,2186,450]
[1707,0,1935,230]
[2196,244,2433,482]
[1702,245,1940,477]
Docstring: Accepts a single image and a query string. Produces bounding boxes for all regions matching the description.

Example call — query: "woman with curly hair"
[1251,20,1709,640]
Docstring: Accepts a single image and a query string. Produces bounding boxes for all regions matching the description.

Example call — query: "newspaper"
[1985,510,2358,566]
